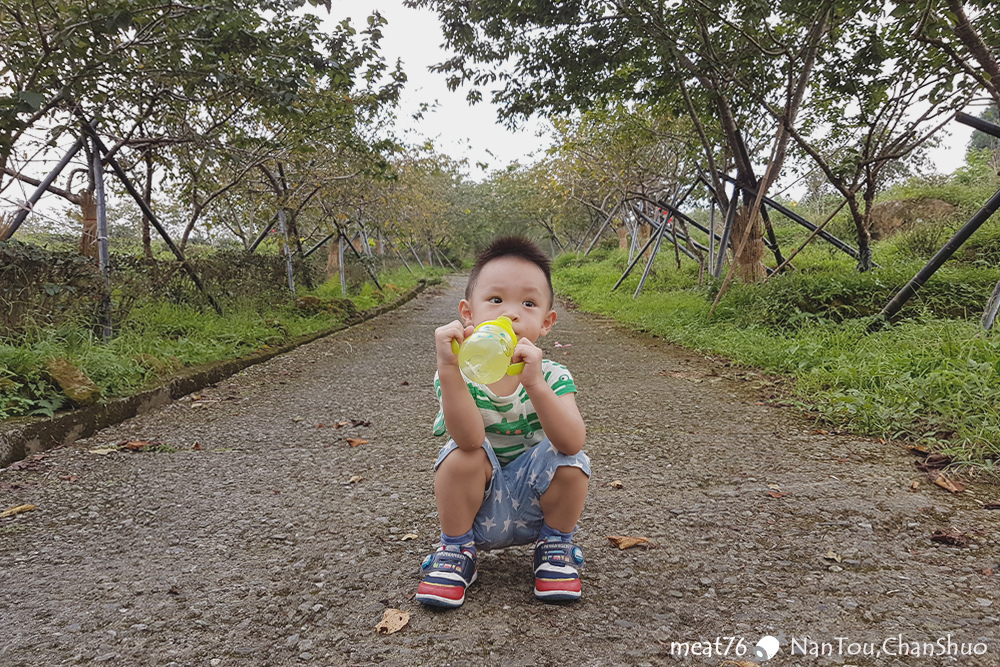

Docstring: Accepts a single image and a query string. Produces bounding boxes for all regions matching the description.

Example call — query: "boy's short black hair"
[465,236,554,308]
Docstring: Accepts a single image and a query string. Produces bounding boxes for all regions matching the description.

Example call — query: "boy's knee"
[551,464,589,487]
[437,446,492,484]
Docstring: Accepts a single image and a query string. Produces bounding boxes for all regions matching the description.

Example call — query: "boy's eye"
[488,297,502,304]
[523,300,535,308]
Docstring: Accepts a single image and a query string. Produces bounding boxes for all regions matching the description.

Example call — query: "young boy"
[416,236,590,608]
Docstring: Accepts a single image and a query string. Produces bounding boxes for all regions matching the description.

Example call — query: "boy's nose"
[502,311,519,322]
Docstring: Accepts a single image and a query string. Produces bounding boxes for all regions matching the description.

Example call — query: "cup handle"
[507,361,525,376]
[451,339,460,355]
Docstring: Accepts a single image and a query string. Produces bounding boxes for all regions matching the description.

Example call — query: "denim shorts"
[434,438,591,551]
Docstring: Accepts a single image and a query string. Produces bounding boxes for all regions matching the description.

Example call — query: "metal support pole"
[5,136,87,238]
[720,174,863,263]
[981,279,1000,331]
[408,242,424,269]
[708,201,716,272]
[868,185,1000,332]
[82,123,222,315]
[715,188,739,278]
[91,138,112,341]
[339,234,346,296]
[612,221,668,292]
[303,231,337,258]
[248,213,278,253]
[634,214,671,299]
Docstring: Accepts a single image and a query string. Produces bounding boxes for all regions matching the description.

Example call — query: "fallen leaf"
[401,381,409,386]
[88,447,119,455]
[59,475,78,482]
[609,479,624,489]
[907,444,931,455]
[191,442,203,451]
[1,504,37,518]
[909,480,920,492]
[606,535,649,550]
[348,476,363,484]
[291,416,304,422]
[374,608,410,635]
[334,421,350,428]
[811,429,828,435]
[5,454,49,471]
[767,491,788,498]
[346,438,368,447]
[930,530,970,547]
[932,472,964,494]
[983,568,994,576]
[767,483,781,490]
[983,502,1000,510]
[824,550,842,563]
[351,419,372,427]
[123,440,152,451]
[401,533,418,541]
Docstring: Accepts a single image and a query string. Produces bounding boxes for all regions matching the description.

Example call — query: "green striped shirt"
[433,360,577,465]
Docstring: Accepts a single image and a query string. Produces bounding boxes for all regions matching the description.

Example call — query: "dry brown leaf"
[123,440,152,451]
[59,475,78,482]
[933,472,964,494]
[983,567,994,576]
[191,442,203,451]
[609,479,624,489]
[1,504,37,518]
[811,429,828,435]
[930,530,970,547]
[983,502,1000,510]
[88,447,118,455]
[767,491,788,498]
[606,535,649,550]
[824,550,842,563]
[334,421,350,428]
[348,476,363,484]
[401,533,418,541]
[346,438,368,447]
[909,480,920,492]
[374,608,410,635]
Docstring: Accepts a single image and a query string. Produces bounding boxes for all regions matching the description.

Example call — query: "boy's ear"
[539,309,557,337]
[458,299,474,327]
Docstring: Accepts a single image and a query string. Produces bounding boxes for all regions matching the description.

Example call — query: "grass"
[552,231,1000,469]
[0,264,444,421]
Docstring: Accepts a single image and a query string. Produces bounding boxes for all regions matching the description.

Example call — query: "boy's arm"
[436,320,486,450]
[514,339,586,456]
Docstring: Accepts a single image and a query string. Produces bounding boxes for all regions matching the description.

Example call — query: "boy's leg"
[416,443,493,609]
[435,447,492,537]
[539,465,589,533]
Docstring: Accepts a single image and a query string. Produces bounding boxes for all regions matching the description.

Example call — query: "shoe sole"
[416,571,478,608]
[534,587,582,602]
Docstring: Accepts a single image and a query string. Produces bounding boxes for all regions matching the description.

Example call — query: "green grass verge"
[553,246,1000,471]
[0,265,445,421]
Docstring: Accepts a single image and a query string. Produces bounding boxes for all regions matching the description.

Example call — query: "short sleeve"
[543,361,576,396]
[432,371,447,436]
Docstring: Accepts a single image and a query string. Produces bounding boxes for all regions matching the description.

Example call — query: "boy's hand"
[512,338,545,390]
[435,320,474,369]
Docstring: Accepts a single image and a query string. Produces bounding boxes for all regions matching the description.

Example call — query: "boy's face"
[459,256,556,343]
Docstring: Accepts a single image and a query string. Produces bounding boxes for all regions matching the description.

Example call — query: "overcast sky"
[325,2,551,180]
[325,2,974,186]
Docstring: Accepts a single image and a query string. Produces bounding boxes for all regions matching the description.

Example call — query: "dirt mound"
[869,198,956,239]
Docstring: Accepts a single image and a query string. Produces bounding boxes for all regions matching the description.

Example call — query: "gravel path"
[2,276,998,667]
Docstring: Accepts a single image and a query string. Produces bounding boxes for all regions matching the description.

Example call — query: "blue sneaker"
[416,545,478,608]
[534,537,583,602]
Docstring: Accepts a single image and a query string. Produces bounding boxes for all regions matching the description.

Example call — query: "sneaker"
[415,545,478,608]
[533,537,583,602]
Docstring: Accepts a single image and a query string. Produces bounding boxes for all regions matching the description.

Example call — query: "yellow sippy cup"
[450,316,526,384]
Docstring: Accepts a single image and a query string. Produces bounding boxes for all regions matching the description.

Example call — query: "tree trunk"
[616,224,628,249]
[79,191,99,262]
[846,195,874,272]
[732,207,766,283]
[326,237,340,279]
